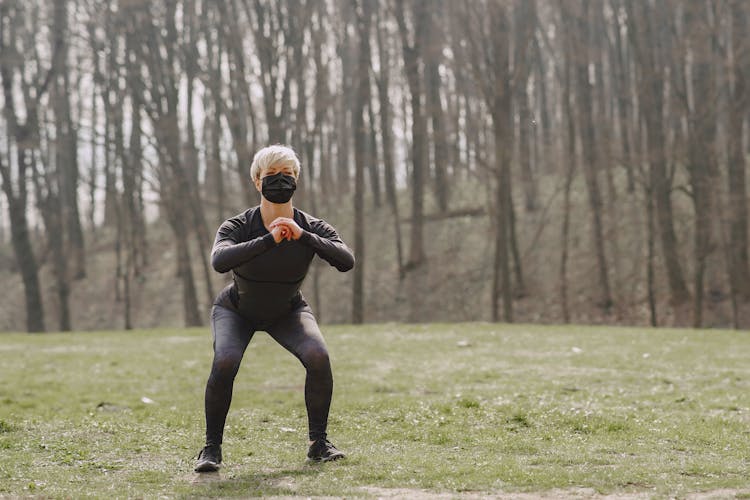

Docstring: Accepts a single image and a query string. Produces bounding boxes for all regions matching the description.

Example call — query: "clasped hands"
[269,217,303,243]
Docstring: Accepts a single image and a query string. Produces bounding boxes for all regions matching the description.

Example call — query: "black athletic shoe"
[194,444,222,472]
[306,439,346,462]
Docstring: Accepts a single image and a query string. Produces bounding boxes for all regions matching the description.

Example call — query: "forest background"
[2,0,750,333]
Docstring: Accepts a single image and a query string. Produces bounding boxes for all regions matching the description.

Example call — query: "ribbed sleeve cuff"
[262,232,277,248]
[299,229,314,244]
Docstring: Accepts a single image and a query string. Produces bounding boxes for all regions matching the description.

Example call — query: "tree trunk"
[684,0,721,328]
[210,96,225,222]
[102,29,120,229]
[201,6,225,222]
[0,160,46,333]
[424,0,449,213]
[226,72,256,205]
[247,0,289,143]
[123,26,149,273]
[129,0,203,327]
[88,83,98,232]
[726,0,750,301]
[570,0,613,312]
[0,27,47,333]
[128,91,147,276]
[335,1,354,194]
[162,118,205,327]
[611,0,635,193]
[396,0,427,269]
[491,109,513,323]
[490,4,514,323]
[559,32,577,324]
[507,185,525,297]
[645,184,658,327]
[351,0,371,324]
[367,103,382,209]
[30,139,71,332]
[111,68,130,327]
[626,0,691,309]
[52,0,85,281]
[178,1,215,311]
[533,35,552,161]
[217,0,257,206]
[375,4,404,279]
[174,226,203,327]
[517,80,536,212]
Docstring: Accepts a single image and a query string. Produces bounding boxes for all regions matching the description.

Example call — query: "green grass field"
[0,323,748,498]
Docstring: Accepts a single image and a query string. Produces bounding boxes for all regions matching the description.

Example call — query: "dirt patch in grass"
[359,486,654,499]
[686,490,750,499]
[359,486,487,498]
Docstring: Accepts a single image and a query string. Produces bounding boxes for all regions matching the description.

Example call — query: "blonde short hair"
[250,144,301,181]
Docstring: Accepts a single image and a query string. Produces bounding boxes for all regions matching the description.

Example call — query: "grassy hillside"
[1,323,748,498]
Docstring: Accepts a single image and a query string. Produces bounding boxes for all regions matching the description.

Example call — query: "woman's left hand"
[269,217,303,240]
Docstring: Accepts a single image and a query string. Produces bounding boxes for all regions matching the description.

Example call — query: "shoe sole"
[194,460,221,473]
[307,453,346,463]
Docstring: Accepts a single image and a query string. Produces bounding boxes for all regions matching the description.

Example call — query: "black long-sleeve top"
[211,206,354,321]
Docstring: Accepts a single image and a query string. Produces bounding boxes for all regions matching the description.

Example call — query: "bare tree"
[395,0,428,270]
[678,0,724,327]
[128,0,203,326]
[216,0,259,206]
[423,0,449,213]
[564,0,613,312]
[373,1,405,279]
[201,3,226,222]
[626,0,691,311]
[0,1,54,333]
[610,0,636,193]
[52,0,86,281]
[247,0,294,143]
[726,0,750,309]
[515,3,537,213]
[458,0,515,322]
[351,0,371,324]
[558,0,577,324]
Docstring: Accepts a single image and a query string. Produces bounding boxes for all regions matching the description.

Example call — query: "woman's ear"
[253,176,262,192]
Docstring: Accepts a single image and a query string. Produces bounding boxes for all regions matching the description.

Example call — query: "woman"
[195,145,354,472]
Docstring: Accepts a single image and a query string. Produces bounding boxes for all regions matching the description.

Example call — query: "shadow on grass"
[190,471,222,484]
[187,463,329,496]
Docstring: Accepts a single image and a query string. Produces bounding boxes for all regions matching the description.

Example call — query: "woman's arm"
[299,219,355,272]
[211,218,277,273]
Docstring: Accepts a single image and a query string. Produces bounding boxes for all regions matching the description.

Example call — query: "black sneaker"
[194,444,222,472]
[306,439,346,462]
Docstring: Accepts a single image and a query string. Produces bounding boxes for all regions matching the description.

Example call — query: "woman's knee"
[209,351,243,382]
[302,344,330,373]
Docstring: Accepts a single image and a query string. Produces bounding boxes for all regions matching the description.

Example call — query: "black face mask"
[261,172,297,204]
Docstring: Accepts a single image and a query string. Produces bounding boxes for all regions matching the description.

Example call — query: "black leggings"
[203,302,333,445]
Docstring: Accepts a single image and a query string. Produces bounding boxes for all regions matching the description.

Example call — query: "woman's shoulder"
[294,208,341,235]
[294,207,327,228]
[218,206,261,231]
[223,206,260,223]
